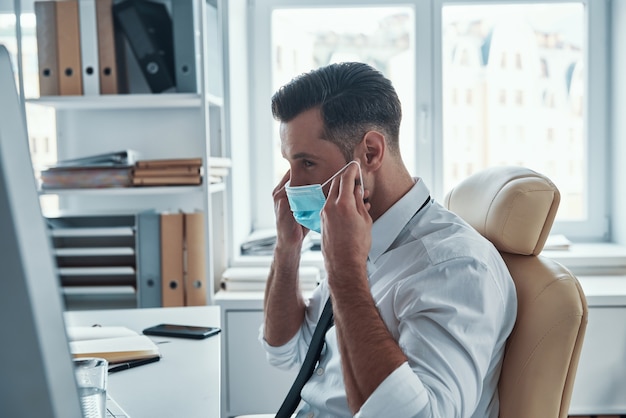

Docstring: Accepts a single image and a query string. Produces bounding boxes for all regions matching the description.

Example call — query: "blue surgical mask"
[285,160,363,233]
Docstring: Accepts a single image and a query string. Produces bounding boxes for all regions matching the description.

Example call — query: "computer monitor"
[0,45,83,417]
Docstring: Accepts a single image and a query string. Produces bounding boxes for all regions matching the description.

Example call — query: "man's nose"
[288,174,307,187]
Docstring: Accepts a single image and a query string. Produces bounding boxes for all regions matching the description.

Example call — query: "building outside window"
[250,0,607,242]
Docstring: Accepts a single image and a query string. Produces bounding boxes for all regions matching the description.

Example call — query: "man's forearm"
[330,269,408,413]
[263,244,307,346]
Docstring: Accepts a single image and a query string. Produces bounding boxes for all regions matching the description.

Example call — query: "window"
[249,0,609,242]
[2,11,59,213]
[441,3,586,221]
[269,5,416,193]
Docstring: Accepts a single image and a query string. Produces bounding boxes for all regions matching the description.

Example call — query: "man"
[260,62,517,418]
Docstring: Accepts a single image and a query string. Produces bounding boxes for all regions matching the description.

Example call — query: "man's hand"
[320,163,372,289]
[265,171,308,346]
[273,170,309,249]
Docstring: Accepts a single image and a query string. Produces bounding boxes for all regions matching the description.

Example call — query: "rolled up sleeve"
[356,362,429,418]
[259,285,329,370]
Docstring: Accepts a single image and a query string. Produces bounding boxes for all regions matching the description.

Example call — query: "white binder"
[78,0,99,95]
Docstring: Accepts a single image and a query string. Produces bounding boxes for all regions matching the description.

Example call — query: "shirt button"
[315,367,324,376]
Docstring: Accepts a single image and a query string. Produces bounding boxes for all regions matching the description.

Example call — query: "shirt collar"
[369,178,431,263]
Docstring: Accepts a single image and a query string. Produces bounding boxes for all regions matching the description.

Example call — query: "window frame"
[246,0,610,243]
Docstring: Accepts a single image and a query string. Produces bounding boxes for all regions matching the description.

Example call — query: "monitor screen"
[0,44,83,417]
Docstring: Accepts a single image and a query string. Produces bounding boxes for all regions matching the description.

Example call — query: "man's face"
[280,107,347,190]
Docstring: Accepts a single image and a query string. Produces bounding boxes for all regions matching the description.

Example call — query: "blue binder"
[137,210,162,308]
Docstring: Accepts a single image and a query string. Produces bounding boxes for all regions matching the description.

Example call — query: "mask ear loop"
[322,160,364,196]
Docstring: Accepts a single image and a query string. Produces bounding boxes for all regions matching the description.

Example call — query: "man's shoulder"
[419,207,496,262]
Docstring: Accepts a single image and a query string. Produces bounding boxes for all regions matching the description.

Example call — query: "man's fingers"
[335,163,359,201]
[273,170,291,196]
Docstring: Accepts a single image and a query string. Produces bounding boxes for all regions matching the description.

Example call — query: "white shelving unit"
[11,0,230,308]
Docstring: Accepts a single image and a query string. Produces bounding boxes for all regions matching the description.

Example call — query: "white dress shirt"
[261,178,517,418]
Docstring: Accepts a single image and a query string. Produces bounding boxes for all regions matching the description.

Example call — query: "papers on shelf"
[220,266,320,292]
[240,229,314,256]
[543,234,572,251]
[51,150,141,168]
[67,325,160,364]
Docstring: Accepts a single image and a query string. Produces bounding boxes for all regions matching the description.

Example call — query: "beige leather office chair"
[444,166,588,418]
[240,166,588,418]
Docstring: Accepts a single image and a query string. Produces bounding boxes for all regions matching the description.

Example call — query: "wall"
[224,0,252,257]
[612,0,626,244]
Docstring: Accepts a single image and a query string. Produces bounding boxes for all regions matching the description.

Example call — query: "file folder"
[35,1,60,96]
[78,0,99,95]
[113,0,175,93]
[184,212,207,306]
[52,149,140,168]
[171,0,199,92]
[160,212,184,306]
[95,0,119,94]
[56,0,83,95]
[137,211,162,308]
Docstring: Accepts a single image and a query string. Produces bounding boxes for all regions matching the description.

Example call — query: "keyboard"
[106,393,130,418]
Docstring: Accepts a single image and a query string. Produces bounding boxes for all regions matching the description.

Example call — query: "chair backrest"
[444,166,588,418]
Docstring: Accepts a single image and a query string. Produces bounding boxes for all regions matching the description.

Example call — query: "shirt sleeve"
[258,283,330,370]
[358,256,513,418]
[355,362,429,418]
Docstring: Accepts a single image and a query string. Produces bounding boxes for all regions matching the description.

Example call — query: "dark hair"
[271,62,402,160]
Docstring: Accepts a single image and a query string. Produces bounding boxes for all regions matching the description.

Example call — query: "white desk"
[569,276,626,415]
[64,306,221,418]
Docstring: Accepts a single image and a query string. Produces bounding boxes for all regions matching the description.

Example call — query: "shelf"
[26,93,203,110]
[206,93,224,107]
[39,185,207,196]
[39,183,225,195]
[209,182,226,193]
[15,0,229,310]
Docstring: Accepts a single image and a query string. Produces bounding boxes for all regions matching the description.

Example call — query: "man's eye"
[303,160,314,168]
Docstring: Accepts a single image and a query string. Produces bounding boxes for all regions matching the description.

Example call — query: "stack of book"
[132,158,203,186]
[39,150,138,190]
[240,229,314,256]
[67,325,161,364]
[39,151,206,189]
[207,157,232,184]
[220,266,320,292]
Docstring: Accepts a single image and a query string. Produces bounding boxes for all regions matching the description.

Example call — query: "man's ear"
[357,131,385,171]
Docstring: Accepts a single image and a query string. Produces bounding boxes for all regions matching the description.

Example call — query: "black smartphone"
[143,323,221,340]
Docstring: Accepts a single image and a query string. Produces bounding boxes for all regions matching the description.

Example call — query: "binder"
[112,0,176,93]
[52,149,140,167]
[183,212,207,306]
[56,0,83,95]
[35,1,59,96]
[204,1,223,97]
[171,0,198,92]
[95,0,119,94]
[78,0,99,95]
[136,211,161,308]
[39,166,134,189]
[113,8,130,94]
[160,212,184,307]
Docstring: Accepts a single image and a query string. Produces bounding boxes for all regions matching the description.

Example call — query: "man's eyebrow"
[291,152,320,160]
